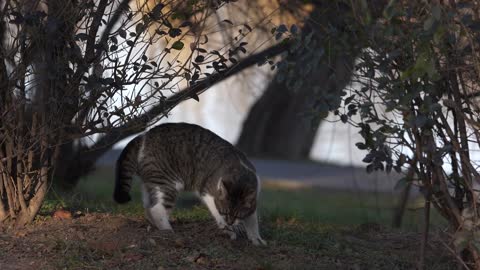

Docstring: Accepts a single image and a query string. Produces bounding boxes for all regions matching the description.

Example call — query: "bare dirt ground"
[0,212,456,270]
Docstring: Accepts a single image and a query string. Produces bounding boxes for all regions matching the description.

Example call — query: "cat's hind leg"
[141,183,174,230]
[242,210,266,246]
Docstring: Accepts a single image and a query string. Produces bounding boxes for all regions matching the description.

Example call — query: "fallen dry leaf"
[174,238,185,248]
[123,252,144,262]
[88,240,119,254]
[14,231,27,237]
[52,209,72,220]
[194,253,209,265]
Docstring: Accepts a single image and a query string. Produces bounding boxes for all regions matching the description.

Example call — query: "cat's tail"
[113,135,143,204]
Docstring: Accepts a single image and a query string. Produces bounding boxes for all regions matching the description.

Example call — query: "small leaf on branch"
[171,41,184,50]
[119,29,127,39]
[75,33,89,41]
[344,95,355,105]
[151,3,165,19]
[355,142,367,150]
[191,72,199,82]
[136,23,145,35]
[290,24,298,35]
[156,29,167,36]
[277,24,288,33]
[168,28,182,38]
[195,55,205,63]
[190,93,200,102]
[180,21,192,28]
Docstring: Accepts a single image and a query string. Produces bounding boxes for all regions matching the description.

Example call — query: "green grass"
[43,166,444,231]
[28,166,456,269]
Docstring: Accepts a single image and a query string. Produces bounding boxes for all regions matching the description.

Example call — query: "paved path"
[98,149,403,193]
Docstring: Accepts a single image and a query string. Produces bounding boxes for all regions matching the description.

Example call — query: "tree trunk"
[0,123,57,226]
[14,168,49,226]
[237,3,357,159]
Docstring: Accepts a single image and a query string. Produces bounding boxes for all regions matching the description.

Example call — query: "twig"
[392,156,417,228]
[440,240,471,270]
[418,194,431,270]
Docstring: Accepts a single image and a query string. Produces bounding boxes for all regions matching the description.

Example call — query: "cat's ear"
[217,178,227,198]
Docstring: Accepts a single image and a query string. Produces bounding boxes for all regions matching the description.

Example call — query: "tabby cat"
[113,122,266,245]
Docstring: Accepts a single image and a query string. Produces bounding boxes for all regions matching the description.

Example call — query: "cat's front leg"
[201,194,238,239]
[242,210,267,246]
[201,194,226,227]
[222,225,238,240]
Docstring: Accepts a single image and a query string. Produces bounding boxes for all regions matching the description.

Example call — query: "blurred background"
[66,0,423,230]
[22,0,459,235]
[88,76,409,226]
[62,1,436,232]
[8,0,480,267]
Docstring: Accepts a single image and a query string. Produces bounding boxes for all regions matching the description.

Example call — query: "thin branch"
[84,41,290,154]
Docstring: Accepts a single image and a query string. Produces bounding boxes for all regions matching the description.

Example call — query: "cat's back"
[140,123,256,188]
[147,123,225,143]
[145,123,234,154]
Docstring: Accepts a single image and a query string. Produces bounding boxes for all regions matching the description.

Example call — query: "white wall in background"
[115,70,369,167]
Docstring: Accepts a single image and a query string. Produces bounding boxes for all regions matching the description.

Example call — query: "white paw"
[153,221,173,231]
[223,227,237,240]
[250,236,267,246]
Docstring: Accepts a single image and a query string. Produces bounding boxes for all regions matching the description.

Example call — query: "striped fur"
[113,123,266,245]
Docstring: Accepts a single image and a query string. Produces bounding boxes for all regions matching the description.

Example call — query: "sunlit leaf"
[171,41,184,50]
[195,55,205,63]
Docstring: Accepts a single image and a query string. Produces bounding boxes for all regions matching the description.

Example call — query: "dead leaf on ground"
[187,253,209,265]
[88,240,119,254]
[14,230,28,237]
[123,252,144,262]
[174,238,185,248]
[195,255,209,265]
[52,209,72,220]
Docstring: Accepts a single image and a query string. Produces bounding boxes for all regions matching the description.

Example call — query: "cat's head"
[215,173,258,225]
